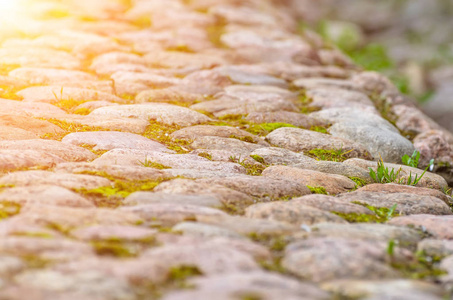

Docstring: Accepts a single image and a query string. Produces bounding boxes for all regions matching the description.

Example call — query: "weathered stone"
[290,194,374,215]
[54,162,167,181]
[337,191,452,215]
[171,125,267,145]
[0,150,64,172]
[265,127,371,160]
[135,88,203,104]
[388,215,453,239]
[293,78,361,91]
[351,71,398,94]
[413,130,453,173]
[144,51,225,69]
[245,111,327,128]
[120,203,226,226]
[321,279,444,300]
[191,136,265,154]
[245,201,347,226]
[344,158,449,190]
[0,99,67,119]
[0,140,96,162]
[417,239,453,258]
[154,178,254,212]
[282,237,410,282]
[10,68,96,85]
[172,222,244,239]
[0,185,94,207]
[0,170,111,191]
[62,131,169,152]
[17,86,122,103]
[306,87,374,109]
[162,271,330,300]
[197,176,311,199]
[0,114,64,137]
[70,225,158,242]
[90,103,211,126]
[93,149,246,174]
[357,183,453,206]
[16,205,142,228]
[196,214,299,236]
[0,47,81,69]
[310,223,423,245]
[59,115,150,134]
[14,270,135,300]
[124,192,222,208]
[263,165,356,194]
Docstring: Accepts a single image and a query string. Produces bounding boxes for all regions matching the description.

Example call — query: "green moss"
[77,179,163,208]
[22,255,53,269]
[309,125,329,134]
[78,144,108,156]
[0,201,21,220]
[206,23,226,48]
[0,85,22,100]
[240,294,263,300]
[139,159,171,169]
[53,98,88,113]
[229,156,266,176]
[197,152,212,160]
[247,122,297,136]
[168,265,202,282]
[333,203,399,223]
[349,177,368,189]
[73,107,92,115]
[307,186,328,195]
[229,134,256,144]
[92,240,138,258]
[142,121,192,154]
[41,119,109,141]
[390,251,447,280]
[131,15,152,28]
[306,148,352,162]
[250,155,265,164]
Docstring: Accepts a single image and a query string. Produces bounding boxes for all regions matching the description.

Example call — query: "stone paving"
[0,0,452,299]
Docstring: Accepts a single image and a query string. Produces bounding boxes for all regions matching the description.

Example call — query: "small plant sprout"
[402,150,421,168]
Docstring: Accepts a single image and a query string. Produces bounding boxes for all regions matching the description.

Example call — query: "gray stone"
[172,222,244,239]
[263,165,356,195]
[282,237,410,282]
[18,86,122,103]
[90,103,211,126]
[290,194,374,215]
[62,131,170,152]
[265,127,371,160]
[196,176,311,199]
[124,192,222,208]
[388,215,453,239]
[337,191,452,215]
[70,225,158,242]
[245,111,326,128]
[245,201,347,226]
[10,68,96,85]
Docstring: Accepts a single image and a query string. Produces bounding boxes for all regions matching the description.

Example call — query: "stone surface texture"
[0,0,449,299]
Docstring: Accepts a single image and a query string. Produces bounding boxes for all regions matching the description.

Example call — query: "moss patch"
[0,201,21,220]
[333,203,399,223]
[247,122,297,136]
[41,119,109,141]
[77,179,164,208]
[229,156,266,176]
[307,186,328,195]
[142,121,192,154]
[139,159,171,169]
[305,148,352,162]
[197,152,212,160]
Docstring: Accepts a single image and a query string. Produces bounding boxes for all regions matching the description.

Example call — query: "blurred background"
[286,0,453,132]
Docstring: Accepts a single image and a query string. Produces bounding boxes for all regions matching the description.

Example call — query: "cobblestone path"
[0,0,452,299]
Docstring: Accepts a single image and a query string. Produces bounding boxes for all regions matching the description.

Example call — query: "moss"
[247,122,297,136]
[349,177,368,189]
[78,144,108,156]
[0,85,22,100]
[41,119,109,141]
[92,240,138,258]
[0,201,21,220]
[138,159,171,169]
[250,155,265,164]
[305,148,352,162]
[142,121,192,154]
[206,23,226,48]
[22,255,53,269]
[229,134,256,144]
[307,186,328,195]
[77,179,163,208]
[131,16,152,28]
[73,107,92,115]
[309,125,329,134]
[239,294,263,300]
[197,152,212,161]
[249,233,289,275]
[295,93,321,114]
[53,98,88,113]
[333,203,399,223]
[168,265,202,283]
[390,250,447,280]
[12,232,53,239]
[229,156,266,176]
